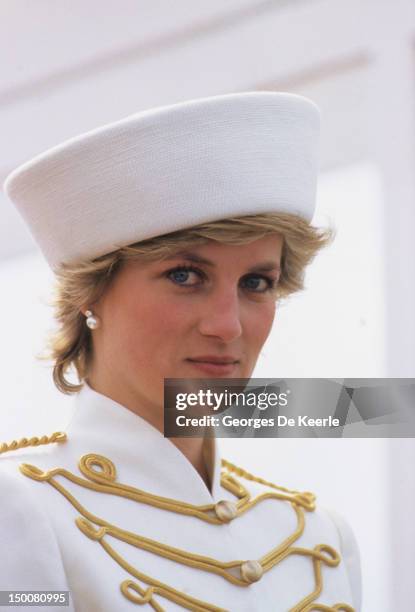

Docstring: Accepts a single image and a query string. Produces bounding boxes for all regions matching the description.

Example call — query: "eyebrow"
[162,250,281,273]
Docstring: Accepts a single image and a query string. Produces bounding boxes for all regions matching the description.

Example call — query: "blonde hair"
[39,213,333,394]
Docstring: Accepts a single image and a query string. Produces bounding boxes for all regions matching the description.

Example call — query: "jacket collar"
[65,382,223,505]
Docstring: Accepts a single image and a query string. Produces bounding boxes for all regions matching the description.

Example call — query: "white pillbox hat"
[4,91,320,271]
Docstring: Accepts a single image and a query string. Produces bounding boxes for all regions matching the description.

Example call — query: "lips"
[187,355,239,364]
[186,356,239,376]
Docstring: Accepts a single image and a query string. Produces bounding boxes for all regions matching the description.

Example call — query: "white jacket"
[0,383,362,611]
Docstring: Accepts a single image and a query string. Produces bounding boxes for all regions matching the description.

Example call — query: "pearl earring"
[85,309,100,330]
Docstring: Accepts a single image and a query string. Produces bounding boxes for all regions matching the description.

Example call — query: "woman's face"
[87,234,283,411]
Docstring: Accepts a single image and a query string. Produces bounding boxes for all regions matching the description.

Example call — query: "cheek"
[246,302,276,346]
[117,295,190,360]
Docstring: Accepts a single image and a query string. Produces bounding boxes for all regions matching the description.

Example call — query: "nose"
[197,288,242,342]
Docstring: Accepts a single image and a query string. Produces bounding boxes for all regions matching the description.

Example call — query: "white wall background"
[1,1,414,610]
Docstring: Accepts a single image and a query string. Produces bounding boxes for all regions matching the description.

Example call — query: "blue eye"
[166,265,277,293]
[167,265,204,286]
[242,274,276,293]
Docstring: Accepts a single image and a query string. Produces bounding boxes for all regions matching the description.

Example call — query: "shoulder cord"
[0,433,312,501]
[221,458,316,507]
[0,431,67,455]
[0,431,315,512]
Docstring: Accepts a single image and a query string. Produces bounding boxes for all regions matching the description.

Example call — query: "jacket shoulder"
[323,506,362,610]
[0,455,73,600]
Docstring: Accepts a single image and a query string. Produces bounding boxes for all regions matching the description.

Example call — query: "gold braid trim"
[1,432,354,611]
[0,431,67,455]
[20,457,309,586]
[301,605,354,612]
[221,458,316,509]
[79,519,226,612]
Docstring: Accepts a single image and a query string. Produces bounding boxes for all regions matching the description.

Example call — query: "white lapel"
[65,382,223,505]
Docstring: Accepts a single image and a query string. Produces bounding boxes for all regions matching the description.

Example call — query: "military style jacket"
[0,383,362,611]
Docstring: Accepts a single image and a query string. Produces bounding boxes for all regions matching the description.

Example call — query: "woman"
[0,91,361,611]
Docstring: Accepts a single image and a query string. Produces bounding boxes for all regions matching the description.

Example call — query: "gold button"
[240,560,263,583]
[214,500,238,522]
